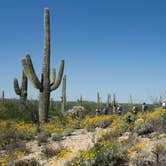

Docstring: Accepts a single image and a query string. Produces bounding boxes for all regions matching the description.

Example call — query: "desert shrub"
[14,158,41,166]
[0,150,26,166]
[67,106,87,119]
[51,132,63,141]
[131,151,152,166]
[134,122,153,135]
[151,142,166,166]
[123,112,135,124]
[41,145,63,159]
[82,115,114,129]
[68,137,127,166]
[96,119,112,128]
[37,132,49,145]
[63,128,74,136]
[0,121,35,149]
[0,100,38,122]
[85,124,96,132]
[159,111,166,132]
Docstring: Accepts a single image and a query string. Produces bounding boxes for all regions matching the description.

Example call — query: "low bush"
[41,145,63,159]
[51,132,63,141]
[133,122,153,135]
[14,158,41,166]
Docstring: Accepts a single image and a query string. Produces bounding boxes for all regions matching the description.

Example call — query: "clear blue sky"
[0,0,166,103]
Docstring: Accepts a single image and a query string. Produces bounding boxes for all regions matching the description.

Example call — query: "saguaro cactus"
[106,93,111,108]
[112,93,116,113]
[80,95,83,106]
[97,92,100,109]
[2,90,4,104]
[13,71,28,101]
[21,8,64,123]
[61,75,66,114]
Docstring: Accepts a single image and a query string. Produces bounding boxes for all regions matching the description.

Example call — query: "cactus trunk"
[80,95,83,106]
[2,91,4,104]
[61,75,66,114]
[97,92,100,109]
[39,8,51,122]
[112,93,116,113]
[106,93,111,108]
[39,92,50,122]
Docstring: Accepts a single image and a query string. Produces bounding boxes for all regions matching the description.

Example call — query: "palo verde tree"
[21,8,64,123]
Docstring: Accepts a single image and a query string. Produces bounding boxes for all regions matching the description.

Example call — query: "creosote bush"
[14,158,41,166]
[41,145,64,159]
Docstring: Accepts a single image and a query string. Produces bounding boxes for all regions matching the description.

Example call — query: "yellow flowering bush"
[49,147,73,165]
[0,150,25,165]
[0,120,36,149]
[82,115,112,126]
[81,115,116,130]
[0,154,9,166]
[128,143,145,155]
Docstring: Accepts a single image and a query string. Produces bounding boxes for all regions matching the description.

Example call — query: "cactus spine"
[61,75,66,114]
[13,71,28,101]
[21,8,64,123]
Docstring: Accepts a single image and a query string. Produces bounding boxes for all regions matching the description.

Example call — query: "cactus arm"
[50,68,55,86]
[13,78,21,95]
[21,71,28,96]
[22,54,42,91]
[50,60,64,91]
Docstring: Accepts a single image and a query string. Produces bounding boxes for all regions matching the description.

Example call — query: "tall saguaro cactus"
[106,93,111,108]
[21,8,64,123]
[80,95,83,106]
[112,93,116,113]
[97,92,100,109]
[13,71,28,101]
[61,75,66,114]
[2,90,5,104]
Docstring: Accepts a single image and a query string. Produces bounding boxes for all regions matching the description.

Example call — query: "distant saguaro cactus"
[97,92,100,109]
[2,90,4,104]
[14,71,28,101]
[112,93,116,113]
[106,93,111,108]
[21,8,64,123]
[80,95,83,106]
[61,75,66,114]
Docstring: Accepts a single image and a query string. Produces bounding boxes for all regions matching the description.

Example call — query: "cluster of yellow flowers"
[79,150,96,160]
[0,154,9,166]
[146,108,164,121]
[69,149,96,166]
[134,118,144,126]
[50,147,73,163]
[82,115,113,127]
[128,142,145,155]
[14,121,36,135]
[0,150,25,165]
[41,123,64,133]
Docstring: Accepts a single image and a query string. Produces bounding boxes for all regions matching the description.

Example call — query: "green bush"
[134,122,153,135]
[14,158,41,166]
